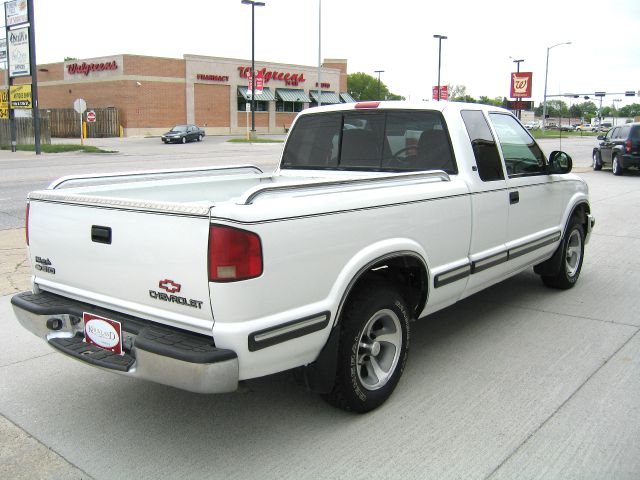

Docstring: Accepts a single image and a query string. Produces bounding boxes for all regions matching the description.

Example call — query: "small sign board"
[5,0,29,27]
[506,100,533,110]
[432,85,448,100]
[86,110,96,122]
[9,84,31,108]
[73,98,87,114]
[7,27,30,77]
[0,39,6,62]
[0,89,8,119]
[255,70,264,94]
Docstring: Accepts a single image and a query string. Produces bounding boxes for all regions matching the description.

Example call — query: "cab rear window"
[281,110,457,174]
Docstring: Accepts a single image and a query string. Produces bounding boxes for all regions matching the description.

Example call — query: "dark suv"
[592,123,640,176]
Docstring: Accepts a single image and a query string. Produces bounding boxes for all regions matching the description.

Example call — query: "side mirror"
[548,151,572,174]
[597,135,604,140]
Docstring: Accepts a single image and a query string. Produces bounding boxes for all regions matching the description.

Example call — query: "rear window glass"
[631,126,640,139]
[281,110,457,173]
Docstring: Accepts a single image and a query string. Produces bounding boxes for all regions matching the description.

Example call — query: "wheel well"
[342,254,428,320]
[570,202,590,234]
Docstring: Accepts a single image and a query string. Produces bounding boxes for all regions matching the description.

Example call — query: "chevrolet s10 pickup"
[12,101,594,412]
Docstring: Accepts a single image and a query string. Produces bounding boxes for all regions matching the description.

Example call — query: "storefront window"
[237,99,269,112]
[276,101,304,113]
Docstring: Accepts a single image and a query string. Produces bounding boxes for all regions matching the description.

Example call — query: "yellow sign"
[0,89,7,118]
[9,84,32,109]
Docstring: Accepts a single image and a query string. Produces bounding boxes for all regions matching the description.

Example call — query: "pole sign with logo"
[5,0,28,27]
[432,85,448,100]
[510,72,533,99]
[7,27,30,77]
[9,84,31,108]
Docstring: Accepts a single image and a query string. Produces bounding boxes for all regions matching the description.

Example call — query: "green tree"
[347,73,404,101]
[619,103,640,117]
[64,56,78,61]
[478,96,503,107]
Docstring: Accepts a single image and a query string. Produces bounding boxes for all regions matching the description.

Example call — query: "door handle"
[509,191,519,204]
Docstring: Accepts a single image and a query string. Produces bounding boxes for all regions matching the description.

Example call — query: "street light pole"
[241,0,265,138]
[510,57,524,119]
[542,41,571,130]
[317,0,321,107]
[433,35,447,101]
[374,70,384,100]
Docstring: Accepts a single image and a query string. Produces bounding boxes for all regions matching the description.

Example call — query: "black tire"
[325,283,410,413]
[592,151,602,171]
[541,217,585,289]
[181,136,186,144]
[197,134,203,142]
[612,154,623,176]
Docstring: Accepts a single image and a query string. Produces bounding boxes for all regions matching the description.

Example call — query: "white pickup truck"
[12,101,594,412]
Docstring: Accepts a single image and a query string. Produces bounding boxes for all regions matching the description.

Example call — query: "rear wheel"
[592,151,602,170]
[612,155,623,176]
[181,136,187,144]
[541,217,585,289]
[198,134,203,142]
[325,283,410,413]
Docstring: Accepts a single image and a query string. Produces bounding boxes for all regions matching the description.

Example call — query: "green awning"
[238,86,276,101]
[275,88,311,103]
[309,90,341,104]
[340,92,356,103]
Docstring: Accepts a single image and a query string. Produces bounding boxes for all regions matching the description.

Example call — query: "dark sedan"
[161,124,205,144]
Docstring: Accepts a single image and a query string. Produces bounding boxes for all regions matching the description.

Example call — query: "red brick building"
[32,54,351,136]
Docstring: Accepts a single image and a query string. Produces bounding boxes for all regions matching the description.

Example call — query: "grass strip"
[0,144,117,153]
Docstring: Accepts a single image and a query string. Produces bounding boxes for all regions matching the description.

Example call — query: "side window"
[605,128,616,141]
[618,126,630,139]
[461,110,504,182]
[489,113,546,177]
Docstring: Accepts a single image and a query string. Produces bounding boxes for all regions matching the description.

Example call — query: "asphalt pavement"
[1,135,639,479]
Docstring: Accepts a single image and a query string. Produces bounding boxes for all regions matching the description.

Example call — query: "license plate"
[83,312,124,355]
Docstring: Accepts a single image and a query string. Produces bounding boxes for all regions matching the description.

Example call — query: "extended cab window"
[282,110,457,173]
[489,113,545,177]
[461,110,504,182]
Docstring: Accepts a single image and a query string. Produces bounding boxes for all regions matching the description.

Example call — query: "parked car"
[524,121,540,130]
[592,122,640,175]
[599,122,612,132]
[576,124,597,132]
[161,124,205,144]
[13,101,594,412]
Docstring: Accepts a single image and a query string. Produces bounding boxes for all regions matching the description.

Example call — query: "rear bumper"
[11,291,238,394]
[621,154,640,169]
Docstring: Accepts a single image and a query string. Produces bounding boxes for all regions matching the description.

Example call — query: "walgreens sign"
[67,60,118,76]
[238,66,305,86]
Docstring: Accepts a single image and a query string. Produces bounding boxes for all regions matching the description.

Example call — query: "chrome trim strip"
[434,264,471,288]
[248,312,331,352]
[508,232,561,260]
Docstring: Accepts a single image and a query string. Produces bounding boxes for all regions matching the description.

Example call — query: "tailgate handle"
[91,225,112,244]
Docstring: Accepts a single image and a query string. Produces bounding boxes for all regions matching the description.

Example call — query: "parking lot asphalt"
[1,136,639,479]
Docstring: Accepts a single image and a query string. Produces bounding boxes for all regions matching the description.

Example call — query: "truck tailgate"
[27,200,214,335]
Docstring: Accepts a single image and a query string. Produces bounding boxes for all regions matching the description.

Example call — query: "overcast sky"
[31,0,640,107]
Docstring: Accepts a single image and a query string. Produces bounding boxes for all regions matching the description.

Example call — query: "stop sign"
[86,110,96,123]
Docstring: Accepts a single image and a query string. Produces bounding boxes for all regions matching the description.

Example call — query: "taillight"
[25,203,30,246]
[208,225,262,282]
[626,139,632,153]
